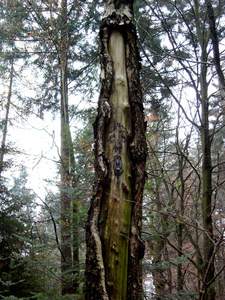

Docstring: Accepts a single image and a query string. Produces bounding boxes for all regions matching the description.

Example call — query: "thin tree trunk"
[176,158,185,293]
[205,0,225,92]
[199,40,215,300]
[59,0,79,294]
[175,126,187,293]
[85,1,147,299]
[151,180,169,299]
[0,58,14,177]
[193,2,216,297]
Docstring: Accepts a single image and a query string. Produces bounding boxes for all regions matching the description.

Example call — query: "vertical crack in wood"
[85,2,147,299]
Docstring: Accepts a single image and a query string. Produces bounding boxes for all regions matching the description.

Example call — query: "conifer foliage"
[1,1,225,300]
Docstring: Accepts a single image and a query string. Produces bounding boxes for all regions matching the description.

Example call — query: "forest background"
[1,0,225,299]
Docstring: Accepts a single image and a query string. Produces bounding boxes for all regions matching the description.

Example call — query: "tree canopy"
[1,1,225,300]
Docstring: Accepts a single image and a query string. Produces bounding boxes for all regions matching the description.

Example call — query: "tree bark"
[85,1,147,299]
[0,58,14,178]
[59,0,79,294]
[199,38,215,300]
[176,150,185,293]
[205,0,225,92]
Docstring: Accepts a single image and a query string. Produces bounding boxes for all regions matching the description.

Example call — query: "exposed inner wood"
[102,30,132,300]
[85,4,147,299]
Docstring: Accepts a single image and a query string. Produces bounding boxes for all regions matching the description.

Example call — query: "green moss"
[100,30,133,300]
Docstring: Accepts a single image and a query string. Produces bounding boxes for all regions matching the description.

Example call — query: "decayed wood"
[85,1,147,299]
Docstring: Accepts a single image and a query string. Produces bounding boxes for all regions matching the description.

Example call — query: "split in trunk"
[85,1,147,300]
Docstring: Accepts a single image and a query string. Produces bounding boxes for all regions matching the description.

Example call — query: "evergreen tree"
[85,1,147,299]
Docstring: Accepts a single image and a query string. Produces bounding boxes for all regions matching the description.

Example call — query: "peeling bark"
[85,1,147,300]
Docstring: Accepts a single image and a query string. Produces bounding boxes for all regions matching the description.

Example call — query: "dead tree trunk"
[85,1,147,299]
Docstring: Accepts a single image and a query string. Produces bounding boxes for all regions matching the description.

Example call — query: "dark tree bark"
[205,0,225,92]
[176,139,185,293]
[85,1,147,299]
[199,38,215,300]
[0,58,14,178]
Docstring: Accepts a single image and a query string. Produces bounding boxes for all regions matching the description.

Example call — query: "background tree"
[138,0,225,299]
[22,0,100,294]
[2,1,225,299]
